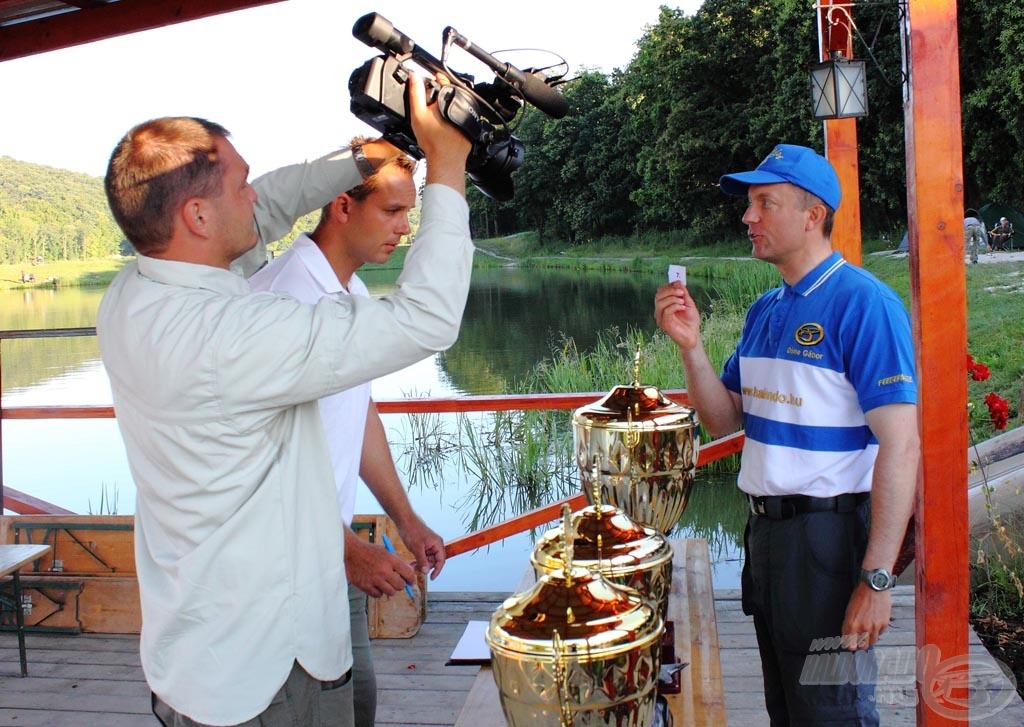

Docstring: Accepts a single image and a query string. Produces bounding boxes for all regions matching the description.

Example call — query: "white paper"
[448,620,491,664]
[668,264,687,285]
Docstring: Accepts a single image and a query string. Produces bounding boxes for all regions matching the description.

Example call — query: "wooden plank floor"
[717,586,1024,726]
[2,588,1022,726]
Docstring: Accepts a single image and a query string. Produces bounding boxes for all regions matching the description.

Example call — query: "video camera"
[349,13,568,201]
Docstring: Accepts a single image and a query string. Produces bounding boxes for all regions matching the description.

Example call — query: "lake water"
[0,266,746,591]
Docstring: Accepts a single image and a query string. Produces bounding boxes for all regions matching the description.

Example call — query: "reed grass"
[88,481,119,515]
[395,407,460,492]
[455,409,577,532]
[971,499,1024,615]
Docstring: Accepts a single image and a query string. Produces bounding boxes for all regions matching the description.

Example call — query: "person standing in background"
[251,138,447,727]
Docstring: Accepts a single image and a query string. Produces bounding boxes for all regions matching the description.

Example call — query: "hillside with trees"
[0,156,125,265]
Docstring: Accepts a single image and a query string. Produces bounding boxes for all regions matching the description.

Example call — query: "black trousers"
[741,497,880,727]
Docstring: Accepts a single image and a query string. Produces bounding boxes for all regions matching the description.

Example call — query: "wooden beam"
[0,0,286,62]
[1,405,115,419]
[2,486,75,515]
[902,0,970,722]
[0,390,693,420]
[819,0,862,266]
[825,120,862,266]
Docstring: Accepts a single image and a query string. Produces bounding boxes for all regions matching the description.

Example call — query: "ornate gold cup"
[531,503,674,619]
[486,562,663,727]
[573,360,699,534]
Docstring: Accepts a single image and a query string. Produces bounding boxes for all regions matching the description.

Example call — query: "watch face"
[870,571,890,589]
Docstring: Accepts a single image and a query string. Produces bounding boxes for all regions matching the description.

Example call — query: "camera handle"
[386,60,487,155]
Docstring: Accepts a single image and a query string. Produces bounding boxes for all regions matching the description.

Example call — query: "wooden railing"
[0,328,745,552]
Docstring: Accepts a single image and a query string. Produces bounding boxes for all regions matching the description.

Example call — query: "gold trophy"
[573,349,699,534]
[487,507,664,727]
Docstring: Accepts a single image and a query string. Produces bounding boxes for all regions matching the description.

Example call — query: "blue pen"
[380,533,416,600]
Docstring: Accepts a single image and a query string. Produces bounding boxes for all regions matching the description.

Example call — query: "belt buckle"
[750,496,767,516]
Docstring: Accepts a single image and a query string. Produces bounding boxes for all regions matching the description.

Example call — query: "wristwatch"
[860,567,897,591]
[351,144,376,179]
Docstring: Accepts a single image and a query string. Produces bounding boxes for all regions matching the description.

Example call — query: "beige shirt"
[98,169,471,725]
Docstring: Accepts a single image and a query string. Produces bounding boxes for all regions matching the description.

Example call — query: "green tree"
[506,103,564,243]
[959,0,1024,209]
[547,70,640,244]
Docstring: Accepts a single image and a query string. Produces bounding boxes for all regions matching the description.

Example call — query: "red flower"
[967,353,991,381]
[984,392,1010,430]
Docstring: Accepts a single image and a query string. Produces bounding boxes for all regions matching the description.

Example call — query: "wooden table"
[0,543,52,676]
[455,538,726,726]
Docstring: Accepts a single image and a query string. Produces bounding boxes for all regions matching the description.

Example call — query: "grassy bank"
[0,244,508,292]
[0,258,127,290]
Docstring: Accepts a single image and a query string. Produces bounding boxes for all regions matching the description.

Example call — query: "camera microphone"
[444,27,569,119]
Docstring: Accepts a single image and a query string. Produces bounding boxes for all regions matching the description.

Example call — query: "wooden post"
[902,0,970,723]
[818,0,863,266]
[824,120,862,266]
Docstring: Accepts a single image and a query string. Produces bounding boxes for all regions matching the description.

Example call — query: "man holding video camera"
[98,72,471,727]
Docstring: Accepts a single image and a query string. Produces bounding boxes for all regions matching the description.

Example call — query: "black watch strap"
[351,144,376,179]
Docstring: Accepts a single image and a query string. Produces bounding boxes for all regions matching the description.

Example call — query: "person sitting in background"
[990,216,1013,251]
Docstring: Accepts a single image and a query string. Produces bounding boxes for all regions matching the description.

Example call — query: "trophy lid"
[572,348,696,430]
[531,505,672,572]
[488,505,662,659]
[486,566,662,659]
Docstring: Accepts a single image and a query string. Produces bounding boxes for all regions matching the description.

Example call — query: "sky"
[0,0,702,179]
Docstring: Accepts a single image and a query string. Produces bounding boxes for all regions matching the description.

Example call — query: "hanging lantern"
[810,52,868,120]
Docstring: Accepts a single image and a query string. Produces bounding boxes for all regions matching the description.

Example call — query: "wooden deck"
[1,588,1022,726]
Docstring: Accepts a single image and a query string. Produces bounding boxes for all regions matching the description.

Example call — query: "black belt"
[749,492,869,520]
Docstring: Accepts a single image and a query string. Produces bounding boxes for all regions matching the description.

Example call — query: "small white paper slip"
[668,264,687,285]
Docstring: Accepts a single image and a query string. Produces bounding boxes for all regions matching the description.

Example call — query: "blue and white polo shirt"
[721,252,917,497]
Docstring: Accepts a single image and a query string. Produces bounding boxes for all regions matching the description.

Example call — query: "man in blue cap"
[655,144,920,725]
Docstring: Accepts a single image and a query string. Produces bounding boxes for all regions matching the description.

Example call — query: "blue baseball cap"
[719,144,841,211]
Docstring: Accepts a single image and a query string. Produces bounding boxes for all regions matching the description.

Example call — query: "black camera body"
[349,55,525,201]
[348,13,566,201]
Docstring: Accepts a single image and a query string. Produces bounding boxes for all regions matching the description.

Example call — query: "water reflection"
[0,269,746,591]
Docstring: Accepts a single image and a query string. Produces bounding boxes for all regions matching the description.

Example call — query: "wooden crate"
[0,514,426,638]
